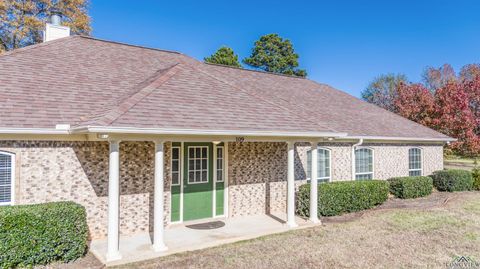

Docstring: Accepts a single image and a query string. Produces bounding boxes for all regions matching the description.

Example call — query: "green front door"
[170,142,225,222]
[183,143,213,221]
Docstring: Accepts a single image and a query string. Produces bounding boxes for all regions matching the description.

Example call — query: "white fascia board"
[0,128,69,134]
[345,135,456,142]
[71,126,348,138]
[0,127,455,143]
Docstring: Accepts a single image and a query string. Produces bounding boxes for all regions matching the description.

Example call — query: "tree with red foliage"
[368,63,480,156]
[394,82,435,127]
[463,75,480,136]
[433,81,480,155]
[394,80,480,156]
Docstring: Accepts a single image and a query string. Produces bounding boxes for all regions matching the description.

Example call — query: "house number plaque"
[235,137,245,143]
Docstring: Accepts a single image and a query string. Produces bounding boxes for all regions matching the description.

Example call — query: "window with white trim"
[307,148,331,183]
[0,152,14,205]
[408,148,422,176]
[216,146,224,182]
[355,148,373,180]
[188,146,208,183]
[171,147,180,186]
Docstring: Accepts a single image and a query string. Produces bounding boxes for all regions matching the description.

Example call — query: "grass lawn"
[114,192,480,269]
[444,156,478,171]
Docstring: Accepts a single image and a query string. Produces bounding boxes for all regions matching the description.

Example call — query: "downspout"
[351,138,364,180]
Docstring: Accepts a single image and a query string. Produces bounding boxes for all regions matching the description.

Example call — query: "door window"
[188,146,209,183]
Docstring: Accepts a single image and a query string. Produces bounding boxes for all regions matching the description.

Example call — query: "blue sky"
[90,0,480,97]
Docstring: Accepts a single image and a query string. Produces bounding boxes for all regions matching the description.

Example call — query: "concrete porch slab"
[90,213,318,267]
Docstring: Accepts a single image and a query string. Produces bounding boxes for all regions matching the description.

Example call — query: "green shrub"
[388,176,433,199]
[296,180,389,217]
[472,168,480,191]
[431,169,473,192]
[0,201,88,268]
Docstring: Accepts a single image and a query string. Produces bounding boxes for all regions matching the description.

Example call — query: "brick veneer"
[0,140,443,239]
[0,141,171,239]
[294,142,444,181]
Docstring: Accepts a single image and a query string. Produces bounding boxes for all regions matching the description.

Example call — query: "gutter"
[346,135,456,143]
[351,138,364,181]
[0,128,69,134]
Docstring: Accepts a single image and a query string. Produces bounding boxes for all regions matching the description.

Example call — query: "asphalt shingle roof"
[0,35,450,140]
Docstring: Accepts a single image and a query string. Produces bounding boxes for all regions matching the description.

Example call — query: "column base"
[286,221,298,228]
[152,243,168,252]
[309,217,321,224]
[106,251,122,262]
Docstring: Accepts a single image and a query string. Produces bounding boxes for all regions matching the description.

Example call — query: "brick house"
[0,21,452,262]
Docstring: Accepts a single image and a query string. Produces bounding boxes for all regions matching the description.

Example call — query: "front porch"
[100,136,327,264]
[91,213,316,266]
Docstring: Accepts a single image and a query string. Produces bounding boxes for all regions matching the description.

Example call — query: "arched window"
[355,148,374,180]
[408,148,422,176]
[307,148,331,183]
[0,151,14,205]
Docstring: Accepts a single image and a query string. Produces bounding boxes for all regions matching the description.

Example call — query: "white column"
[287,141,298,228]
[106,140,122,262]
[309,142,320,223]
[223,142,229,219]
[212,142,218,217]
[152,140,168,252]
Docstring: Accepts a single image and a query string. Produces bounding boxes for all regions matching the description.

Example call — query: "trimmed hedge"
[431,169,473,192]
[472,168,480,191]
[0,201,88,268]
[296,180,389,217]
[388,176,433,199]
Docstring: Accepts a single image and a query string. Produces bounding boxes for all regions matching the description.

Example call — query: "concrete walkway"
[90,213,316,266]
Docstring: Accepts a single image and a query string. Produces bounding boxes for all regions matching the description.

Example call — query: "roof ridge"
[84,64,182,126]
[76,35,183,55]
[192,64,340,133]
[0,35,185,59]
[0,35,79,57]
[204,62,307,79]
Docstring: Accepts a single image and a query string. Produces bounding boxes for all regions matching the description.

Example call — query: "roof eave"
[0,127,456,143]
[345,135,456,143]
[70,126,348,139]
[0,128,69,134]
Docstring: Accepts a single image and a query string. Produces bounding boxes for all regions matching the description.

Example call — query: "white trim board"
[0,127,455,143]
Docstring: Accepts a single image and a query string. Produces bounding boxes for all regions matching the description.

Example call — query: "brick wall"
[294,142,444,181]
[227,142,288,217]
[0,141,171,239]
[0,140,444,239]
